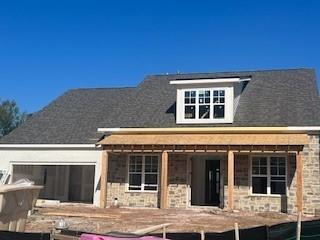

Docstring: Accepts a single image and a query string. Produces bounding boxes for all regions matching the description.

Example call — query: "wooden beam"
[133,223,171,235]
[100,150,108,208]
[160,150,168,209]
[227,150,234,210]
[102,144,303,153]
[296,151,303,213]
[52,233,79,240]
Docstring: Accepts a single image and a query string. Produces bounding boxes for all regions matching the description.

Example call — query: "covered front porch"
[97,132,307,213]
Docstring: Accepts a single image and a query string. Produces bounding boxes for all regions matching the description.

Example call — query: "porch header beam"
[97,133,308,147]
[102,144,304,153]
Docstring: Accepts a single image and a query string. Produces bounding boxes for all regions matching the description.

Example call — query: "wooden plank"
[200,230,205,240]
[297,211,302,240]
[133,223,171,235]
[296,151,303,213]
[160,151,168,209]
[8,221,17,231]
[43,211,118,219]
[234,223,239,240]
[228,150,234,210]
[16,218,26,232]
[100,150,108,208]
[52,233,79,240]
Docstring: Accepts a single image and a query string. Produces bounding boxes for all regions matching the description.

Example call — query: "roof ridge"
[69,86,136,91]
[144,67,315,78]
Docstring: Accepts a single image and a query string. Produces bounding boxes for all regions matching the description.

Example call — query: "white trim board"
[169,78,249,85]
[0,144,97,149]
[97,126,320,133]
[287,126,320,131]
[10,161,97,165]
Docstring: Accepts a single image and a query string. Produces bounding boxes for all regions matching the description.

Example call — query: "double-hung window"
[251,156,286,195]
[198,90,211,119]
[213,90,225,118]
[128,155,159,192]
[251,156,268,194]
[270,157,286,194]
[184,90,196,119]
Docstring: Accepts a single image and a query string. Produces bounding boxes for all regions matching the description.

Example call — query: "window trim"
[126,154,160,193]
[176,86,234,124]
[249,155,288,197]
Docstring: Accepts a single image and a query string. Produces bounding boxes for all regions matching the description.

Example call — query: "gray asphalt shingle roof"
[1,68,320,144]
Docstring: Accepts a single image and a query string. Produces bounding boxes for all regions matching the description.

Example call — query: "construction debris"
[25,203,318,234]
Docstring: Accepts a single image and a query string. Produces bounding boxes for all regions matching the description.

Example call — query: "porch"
[97,133,308,213]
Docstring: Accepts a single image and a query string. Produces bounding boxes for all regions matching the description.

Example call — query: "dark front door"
[205,160,220,206]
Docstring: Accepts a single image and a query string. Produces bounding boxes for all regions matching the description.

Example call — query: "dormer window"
[178,87,232,123]
[170,77,250,124]
[184,89,227,120]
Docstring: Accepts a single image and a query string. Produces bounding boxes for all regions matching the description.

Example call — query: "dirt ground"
[25,203,318,234]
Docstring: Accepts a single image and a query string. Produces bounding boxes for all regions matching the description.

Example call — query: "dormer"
[170,77,250,124]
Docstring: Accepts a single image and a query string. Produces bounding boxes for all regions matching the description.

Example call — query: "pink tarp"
[80,234,166,240]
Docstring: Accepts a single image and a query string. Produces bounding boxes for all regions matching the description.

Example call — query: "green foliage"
[0,99,27,138]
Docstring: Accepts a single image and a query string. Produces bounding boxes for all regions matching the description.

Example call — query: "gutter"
[0,144,98,149]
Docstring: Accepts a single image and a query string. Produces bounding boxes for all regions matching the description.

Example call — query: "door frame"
[187,154,223,208]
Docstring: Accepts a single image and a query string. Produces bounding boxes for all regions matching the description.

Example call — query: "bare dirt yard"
[25,203,317,234]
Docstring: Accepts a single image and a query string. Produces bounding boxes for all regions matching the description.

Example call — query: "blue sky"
[0,1,319,113]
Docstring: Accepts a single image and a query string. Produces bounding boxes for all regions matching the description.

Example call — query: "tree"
[0,99,27,138]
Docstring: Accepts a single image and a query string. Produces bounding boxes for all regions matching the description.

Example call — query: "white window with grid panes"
[127,155,159,192]
[184,90,196,119]
[212,90,225,119]
[176,87,233,124]
[250,156,287,195]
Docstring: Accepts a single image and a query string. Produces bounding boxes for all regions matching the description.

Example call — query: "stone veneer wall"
[300,134,320,215]
[223,134,320,215]
[106,153,158,207]
[223,154,290,212]
[167,154,188,208]
[106,153,189,208]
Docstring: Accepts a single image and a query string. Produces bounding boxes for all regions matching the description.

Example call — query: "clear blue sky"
[0,1,319,113]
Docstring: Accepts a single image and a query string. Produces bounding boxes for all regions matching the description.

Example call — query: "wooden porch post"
[296,151,303,213]
[100,150,108,208]
[160,150,168,209]
[227,150,234,210]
